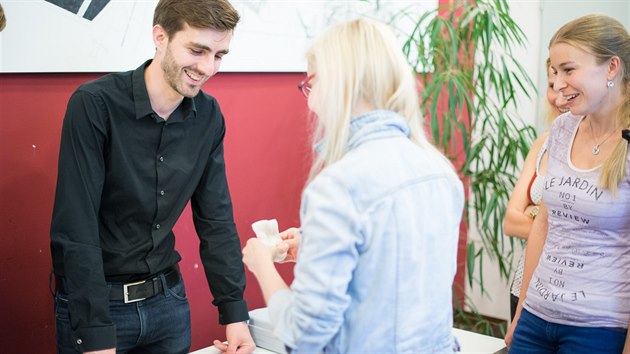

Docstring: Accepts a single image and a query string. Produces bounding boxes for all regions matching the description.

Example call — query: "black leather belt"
[110,266,181,303]
[55,266,181,304]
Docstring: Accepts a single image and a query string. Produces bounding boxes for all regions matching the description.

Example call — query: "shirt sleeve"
[267,173,360,352]
[191,112,249,324]
[50,89,116,351]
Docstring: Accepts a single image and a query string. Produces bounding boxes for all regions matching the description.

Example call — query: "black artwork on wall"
[45,0,111,20]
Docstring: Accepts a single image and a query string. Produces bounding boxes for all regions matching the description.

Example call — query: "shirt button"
[155,224,161,230]
[77,339,82,345]
[160,190,165,196]
[159,156,164,162]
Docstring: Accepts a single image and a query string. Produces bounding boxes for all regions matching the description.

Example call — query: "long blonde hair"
[549,14,630,195]
[306,18,434,180]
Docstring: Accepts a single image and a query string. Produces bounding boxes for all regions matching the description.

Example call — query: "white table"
[191,329,506,354]
[453,327,507,354]
[191,345,276,354]
[191,307,507,354]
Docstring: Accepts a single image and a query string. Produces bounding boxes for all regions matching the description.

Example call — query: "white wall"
[0,0,434,73]
[466,0,630,323]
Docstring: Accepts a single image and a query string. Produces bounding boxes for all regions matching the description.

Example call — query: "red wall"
[0,71,466,353]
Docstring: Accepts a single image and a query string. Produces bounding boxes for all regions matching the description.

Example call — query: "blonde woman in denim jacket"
[242,18,464,353]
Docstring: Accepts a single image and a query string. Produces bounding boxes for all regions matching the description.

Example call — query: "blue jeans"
[510,308,627,354]
[55,276,191,354]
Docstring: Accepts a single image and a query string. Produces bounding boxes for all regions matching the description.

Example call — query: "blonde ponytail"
[600,94,630,195]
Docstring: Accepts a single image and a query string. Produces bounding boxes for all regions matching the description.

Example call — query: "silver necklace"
[588,118,617,155]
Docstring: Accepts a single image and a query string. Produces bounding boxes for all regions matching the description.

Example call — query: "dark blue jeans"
[509,308,627,354]
[55,276,191,354]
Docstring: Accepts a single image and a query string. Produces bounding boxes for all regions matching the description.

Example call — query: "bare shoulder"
[527,132,550,157]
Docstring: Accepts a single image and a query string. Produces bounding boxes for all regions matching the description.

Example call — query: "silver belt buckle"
[123,280,147,303]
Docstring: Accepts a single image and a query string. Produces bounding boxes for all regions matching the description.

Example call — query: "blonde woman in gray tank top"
[506,14,630,354]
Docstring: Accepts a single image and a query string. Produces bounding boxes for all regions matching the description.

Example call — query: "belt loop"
[159,273,169,297]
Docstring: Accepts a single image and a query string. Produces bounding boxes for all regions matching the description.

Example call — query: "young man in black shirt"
[50,1,254,353]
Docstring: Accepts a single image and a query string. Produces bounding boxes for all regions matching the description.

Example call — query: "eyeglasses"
[297,74,314,98]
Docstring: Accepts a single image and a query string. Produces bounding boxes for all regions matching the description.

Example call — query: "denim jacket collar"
[347,110,411,151]
[314,110,411,153]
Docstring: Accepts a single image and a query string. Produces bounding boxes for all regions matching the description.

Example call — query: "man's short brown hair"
[153,0,240,37]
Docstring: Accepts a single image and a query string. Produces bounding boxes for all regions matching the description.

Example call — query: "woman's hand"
[505,318,517,348]
[277,227,301,263]
[242,238,275,276]
[242,237,290,303]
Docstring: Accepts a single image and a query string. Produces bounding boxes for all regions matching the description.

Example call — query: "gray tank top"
[523,114,630,328]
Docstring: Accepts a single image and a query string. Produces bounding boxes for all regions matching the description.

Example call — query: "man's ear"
[152,24,169,51]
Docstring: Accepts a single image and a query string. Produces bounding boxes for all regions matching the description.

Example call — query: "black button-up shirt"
[51,60,248,351]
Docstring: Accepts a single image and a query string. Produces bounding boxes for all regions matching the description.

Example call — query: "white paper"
[251,219,286,262]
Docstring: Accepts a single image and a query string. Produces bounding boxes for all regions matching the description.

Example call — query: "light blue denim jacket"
[268,110,464,353]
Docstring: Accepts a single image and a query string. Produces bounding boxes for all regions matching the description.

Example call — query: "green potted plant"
[399,0,537,336]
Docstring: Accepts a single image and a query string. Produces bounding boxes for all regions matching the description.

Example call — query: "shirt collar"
[132,59,197,122]
[346,110,410,150]
[313,110,411,153]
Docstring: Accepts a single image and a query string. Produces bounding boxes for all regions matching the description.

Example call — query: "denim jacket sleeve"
[268,173,361,353]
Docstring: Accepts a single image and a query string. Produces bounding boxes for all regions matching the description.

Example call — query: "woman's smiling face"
[547,68,569,115]
[549,42,611,116]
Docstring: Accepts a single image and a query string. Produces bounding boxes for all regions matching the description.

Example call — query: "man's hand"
[85,349,115,354]
[213,321,255,354]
